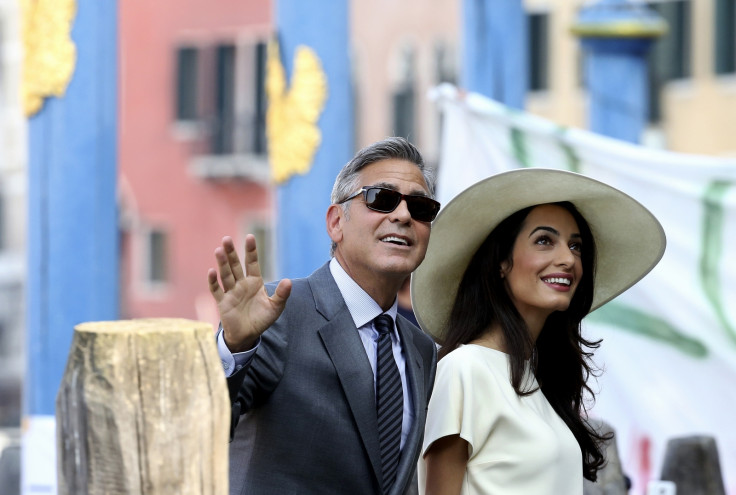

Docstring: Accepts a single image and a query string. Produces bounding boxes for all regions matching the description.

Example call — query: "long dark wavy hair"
[438,201,611,481]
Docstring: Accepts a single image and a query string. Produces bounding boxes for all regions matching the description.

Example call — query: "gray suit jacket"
[226,262,437,495]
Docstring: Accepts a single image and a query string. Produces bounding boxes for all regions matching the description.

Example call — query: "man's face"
[329,158,432,288]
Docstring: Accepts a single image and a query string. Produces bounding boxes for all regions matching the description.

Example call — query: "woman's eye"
[534,235,552,246]
[570,242,583,253]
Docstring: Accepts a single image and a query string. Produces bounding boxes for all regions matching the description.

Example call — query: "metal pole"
[462,0,527,108]
[23,0,118,491]
[572,0,666,143]
[275,0,353,279]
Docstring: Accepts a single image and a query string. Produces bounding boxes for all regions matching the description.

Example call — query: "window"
[145,229,168,284]
[647,0,692,122]
[233,41,268,156]
[209,41,267,156]
[649,0,691,81]
[715,0,736,74]
[250,222,274,282]
[434,41,457,85]
[392,46,416,141]
[528,12,550,92]
[433,41,457,145]
[213,44,236,155]
[393,88,415,141]
[174,41,267,158]
[175,47,199,121]
[253,42,268,155]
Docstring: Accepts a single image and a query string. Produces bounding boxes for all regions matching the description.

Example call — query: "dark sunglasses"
[338,186,440,222]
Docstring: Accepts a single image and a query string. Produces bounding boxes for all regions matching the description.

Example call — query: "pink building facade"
[117,0,461,329]
[119,0,274,328]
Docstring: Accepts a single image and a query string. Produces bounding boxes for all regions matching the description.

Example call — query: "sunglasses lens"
[406,196,440,222]
[365,188,401,212]
[363,187,440,222]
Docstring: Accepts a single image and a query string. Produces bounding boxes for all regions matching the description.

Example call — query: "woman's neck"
[471,316,545,358]
[469,325,507,353]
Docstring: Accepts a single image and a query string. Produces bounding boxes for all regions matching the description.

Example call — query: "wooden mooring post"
[584,420,628,495]
[56,319,229,494]
[660,435,726,495]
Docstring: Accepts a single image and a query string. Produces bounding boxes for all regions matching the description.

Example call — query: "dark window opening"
[528,12,550,92]
[212,44,236,155]
[715,0,736,74]
[647,0,692,123]
[147,230,168,284]
[175,47,199,121]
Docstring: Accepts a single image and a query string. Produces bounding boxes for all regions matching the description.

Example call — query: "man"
[208,138,439,495]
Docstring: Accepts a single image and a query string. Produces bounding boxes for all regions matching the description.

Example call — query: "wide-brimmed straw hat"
[411,168,666,342]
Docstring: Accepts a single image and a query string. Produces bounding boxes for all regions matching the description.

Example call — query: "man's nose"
[389,198,412,222]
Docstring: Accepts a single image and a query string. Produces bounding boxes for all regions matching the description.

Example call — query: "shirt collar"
[329,258,398,329]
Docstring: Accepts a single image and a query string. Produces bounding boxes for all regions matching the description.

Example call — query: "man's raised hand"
[208,235,292,352]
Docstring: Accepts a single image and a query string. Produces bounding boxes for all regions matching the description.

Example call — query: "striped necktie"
[374,314,403,494]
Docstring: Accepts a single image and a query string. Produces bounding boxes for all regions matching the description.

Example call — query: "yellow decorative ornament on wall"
[266,40,328,184]
[21,0,77,117]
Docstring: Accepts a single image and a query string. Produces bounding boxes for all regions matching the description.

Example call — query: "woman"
[411,169,666,495]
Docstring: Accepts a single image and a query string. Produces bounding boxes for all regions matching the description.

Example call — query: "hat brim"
[411,168,666,342]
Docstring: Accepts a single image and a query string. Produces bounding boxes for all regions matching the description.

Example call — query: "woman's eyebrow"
[529,226,559,237]
[529,226,582,240]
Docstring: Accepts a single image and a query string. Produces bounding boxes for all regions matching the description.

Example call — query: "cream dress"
[420,344,583,495]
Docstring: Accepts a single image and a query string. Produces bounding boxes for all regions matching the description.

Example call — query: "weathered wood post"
[660,435,726,495]
[584,420,628,495]
[56,319,229,494]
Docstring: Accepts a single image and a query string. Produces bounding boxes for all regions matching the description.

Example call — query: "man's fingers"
[215,246,236,290]
[271,278,292,308]
[208,268,224,303]
[222,236,245,281]
[243,234,263,280]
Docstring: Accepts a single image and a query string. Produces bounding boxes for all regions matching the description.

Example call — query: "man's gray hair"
[329,137,435,256]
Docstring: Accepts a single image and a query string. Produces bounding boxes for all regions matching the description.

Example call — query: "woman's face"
[500,204,583,324]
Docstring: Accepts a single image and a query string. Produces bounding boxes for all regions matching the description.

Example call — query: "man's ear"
[326,204,344,244]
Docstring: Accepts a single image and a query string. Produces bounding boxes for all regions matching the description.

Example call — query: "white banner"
[432,84,736,495]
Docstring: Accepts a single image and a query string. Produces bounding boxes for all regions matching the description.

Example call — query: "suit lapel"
[310,265,383,486]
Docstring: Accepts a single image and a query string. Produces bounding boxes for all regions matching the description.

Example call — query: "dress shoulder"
[437,344,509,382]
[423,345,508,458]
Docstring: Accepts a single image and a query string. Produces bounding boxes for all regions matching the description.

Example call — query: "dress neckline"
[464,343,509,357]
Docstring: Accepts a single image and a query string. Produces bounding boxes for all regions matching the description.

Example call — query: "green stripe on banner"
[701,180,736,346]
[510,127,530,167]
[555,127,582,173]
[588,302,708,358]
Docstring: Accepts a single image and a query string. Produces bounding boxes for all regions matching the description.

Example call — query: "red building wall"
[119,0,273,329]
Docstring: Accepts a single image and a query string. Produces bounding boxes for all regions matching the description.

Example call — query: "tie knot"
[374,314,393,336]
